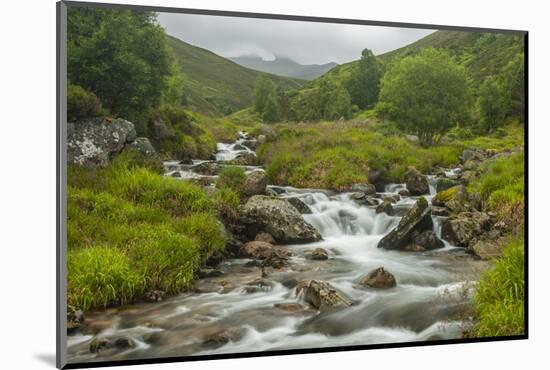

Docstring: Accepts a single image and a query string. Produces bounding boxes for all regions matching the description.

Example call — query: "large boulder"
[407,230,444,251]
[405,167,429,195]
[441,212,494,248]
[432,185,470,213]
[361,267,396,288]
[239,196,322,244]
[377,197,433,250]
[67,118,137,166]
[368,169,387,192]
[243,170,268,197]
[462,148,487,164]
[286,197,312,214]
[296,280,353,310]
[123,137,158,158]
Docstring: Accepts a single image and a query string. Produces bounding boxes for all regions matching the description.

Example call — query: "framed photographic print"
[56,1,527,368]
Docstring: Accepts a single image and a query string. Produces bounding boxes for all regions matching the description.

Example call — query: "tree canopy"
[67,7,181,132]
[378,48,470,145]
[345,49,384,109]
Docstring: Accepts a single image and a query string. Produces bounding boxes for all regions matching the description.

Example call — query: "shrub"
[67,84,104,121]
[471,237,525,337]
[216,166,246,195]
[67,247,145,311]
[214,188,241,223]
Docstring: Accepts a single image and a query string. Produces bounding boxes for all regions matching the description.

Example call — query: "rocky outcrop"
[286,197,312,214]
[239,196,322,244]
[296,280,353,310]
[432,185,471,214]
[67,118,137,166]
[377,197,433,250]
[441,212,494,248]
[405,167,429,195]
[243,170,268,197]
[123,137,157,158]
[361,267,396,288]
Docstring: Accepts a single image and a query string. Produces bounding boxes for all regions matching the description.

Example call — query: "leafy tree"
[262,91,281,123]
[478,76,507,133]
[291,79,351,121]
[378,48,470,145]
[67,8,180,133]
[253,75,275,114]
[345,49,384,109]
[499,53,525,119]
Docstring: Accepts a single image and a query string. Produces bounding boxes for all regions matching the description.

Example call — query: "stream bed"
[67,132,487,364]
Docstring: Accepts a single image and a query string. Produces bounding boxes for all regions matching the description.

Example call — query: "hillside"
[167,36,305,116]
[230,55,338,80]
[309,30,524,91]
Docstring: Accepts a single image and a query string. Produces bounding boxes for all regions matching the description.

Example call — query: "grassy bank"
[257,120,523,191]
[67,152,236,311]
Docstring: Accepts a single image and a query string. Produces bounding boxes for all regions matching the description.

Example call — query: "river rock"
[239,196,322,244]
[198,268,224,279]
[224,152,257,165]
[431,206,450,217]
[376,198,394,216]
[307,247,329,260]
[350,183,376,195]
[435,177,458,193]
[114,337,135,350]
[242,170,268,196]
[296,280,354,310]
[274,303,308,313]
[441,211,494,248]
[89,338,112,353]
[377,197,433,250]
[361,267,396,288]
[202,329,240,348]
[241,139,258,150]
[67,118,137,167]
[470,238,506,260]
[241,241,277,259]
[405,167,429,195]
[243,278,273,293]
[368,169,387,192]
[193,161,220,175]
[67,305,84,333]
[350,192,379,206]
[398,189,410,197]
[123,137,157,158]
[408,230,444,251]
[171,171,182,178]
[144,290,166,303]
[255,232,276,244]
[432,185,470,213]
[286,197,312,214]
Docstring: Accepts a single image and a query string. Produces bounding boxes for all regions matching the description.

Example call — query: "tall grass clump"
[470,237,525,337]
[67,153,227,311]
[216,166,247,196]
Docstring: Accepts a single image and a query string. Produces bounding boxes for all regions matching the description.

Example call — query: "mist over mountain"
[230,55,338,81]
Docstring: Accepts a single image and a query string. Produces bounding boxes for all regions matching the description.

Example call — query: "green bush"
[471,237,525,337]
[67,247,145,311]
[216,166,247,195]
[176,213,227,255]
[67,84,104,121]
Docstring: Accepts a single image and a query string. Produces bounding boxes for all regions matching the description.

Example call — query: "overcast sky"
[158,12,435,65]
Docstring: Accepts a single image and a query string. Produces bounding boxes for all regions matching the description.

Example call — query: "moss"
[434,185,460,202]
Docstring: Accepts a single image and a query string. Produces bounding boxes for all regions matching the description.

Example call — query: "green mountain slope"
[309,30,524,91]
[167,36,305,116]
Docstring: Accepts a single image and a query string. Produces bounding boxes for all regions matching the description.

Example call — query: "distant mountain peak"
[230,55,338,80]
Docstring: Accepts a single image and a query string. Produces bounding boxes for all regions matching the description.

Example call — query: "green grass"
[468,151,524,211]
[67,155,230,311]
[257,121,522,191]
[471,237,525,337]
[167,35,304,117]
[216,166,247,197]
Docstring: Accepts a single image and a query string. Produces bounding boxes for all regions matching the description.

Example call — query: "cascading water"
[66,132,485,364]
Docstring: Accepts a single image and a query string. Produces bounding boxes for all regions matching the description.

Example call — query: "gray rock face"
[67,118,137,166]
[194,161,220,175]
[361,267,396,288]
[410,230,444,250]
[377,197,433,250]
[435,177,458,193]
[286,197,312,214]
[405,167,429,195]
[124,137,157,157]
[243,170,268,197]
[376,198,395,216]
[296,280,353,310]
[462,148,487,164]
[308,247,329,260]
[239,196,322,244]
[432,185,471,214]
[350,183,376,195]
[441,212,494,248]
